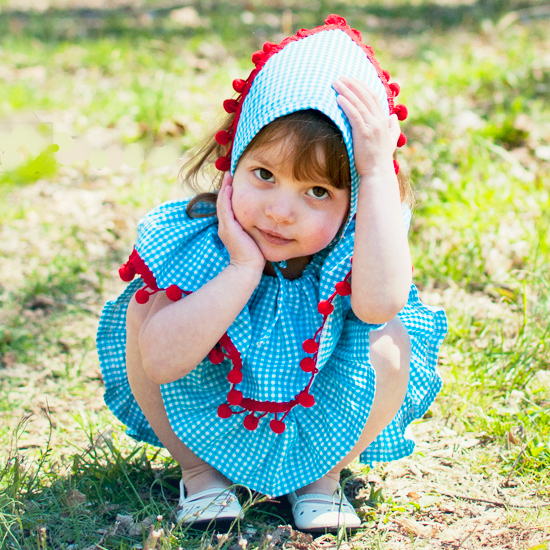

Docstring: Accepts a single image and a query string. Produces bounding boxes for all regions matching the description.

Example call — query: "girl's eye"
[254,168,274,182]
[307,186,330,199]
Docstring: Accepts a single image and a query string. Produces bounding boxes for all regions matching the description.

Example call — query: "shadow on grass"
[0,419,293,549]
[1,0,549,49]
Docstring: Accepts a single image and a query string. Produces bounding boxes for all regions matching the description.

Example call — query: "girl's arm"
[138,173,265,385]
[334,77,412,324]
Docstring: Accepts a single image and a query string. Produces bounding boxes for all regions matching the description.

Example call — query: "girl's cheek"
[231,187,254,226]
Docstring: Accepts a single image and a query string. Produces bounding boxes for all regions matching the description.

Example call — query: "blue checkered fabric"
[97,26,448,497]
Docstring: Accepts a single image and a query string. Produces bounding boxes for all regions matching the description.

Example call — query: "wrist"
[358,156,396,182]
[226,261,264,286]
[359,170,399,190]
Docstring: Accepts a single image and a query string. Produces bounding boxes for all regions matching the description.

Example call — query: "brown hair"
[180,109,412,217]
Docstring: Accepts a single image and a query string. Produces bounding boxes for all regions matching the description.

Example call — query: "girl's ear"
[388,114,401,152]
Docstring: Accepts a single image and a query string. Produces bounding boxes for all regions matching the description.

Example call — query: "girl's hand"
[333,77,401,179]
[217,172,266,274]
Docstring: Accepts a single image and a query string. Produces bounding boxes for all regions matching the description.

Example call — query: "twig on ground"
[437,490,550,509]
[455,524,478,549]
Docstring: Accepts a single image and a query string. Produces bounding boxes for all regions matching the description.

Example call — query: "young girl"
[97,15,447,532]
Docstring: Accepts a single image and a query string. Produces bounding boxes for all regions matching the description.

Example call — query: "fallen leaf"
[394,517,439,538]
[66,489,86,508]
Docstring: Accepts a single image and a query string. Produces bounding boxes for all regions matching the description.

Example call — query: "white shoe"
[288,487,361,532]
[176,480,243,528]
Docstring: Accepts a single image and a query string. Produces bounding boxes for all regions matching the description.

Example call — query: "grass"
[0,0,549,548]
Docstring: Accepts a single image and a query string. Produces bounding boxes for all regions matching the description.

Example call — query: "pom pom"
[296,29,308,37]
[382,70,391,81]
[263,41,277,53]
[251,50,264,64]
[227,389,243,405]
[119,263,136,282]
[298,391,315,408]
[302,339,319,354]
[223,99,239,113]
[318,300,334,316]
[227,368,243,384]
[335,281,351,296]
[394,104,408,121]
[300,357,316,373]
[217,404,232,418]
[393,160,400,174]
[232,78,246,93]
[397,132,407,148]
[351,28,362,40]
[325,14,347,26]
[215,156,231,171]
[166,285,183,301]
[215,130,231,145]
[389,82,401,97]
[135,289,150,304]
[270,419,286,434]
[244,414,259,431]
[208,348,225,364]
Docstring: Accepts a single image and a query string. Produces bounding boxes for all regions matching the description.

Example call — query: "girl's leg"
[126,292,231,496]
[296,316,411,495]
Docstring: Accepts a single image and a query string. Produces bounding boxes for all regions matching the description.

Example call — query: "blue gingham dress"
[97,199,447,497]
[97,25,448,497]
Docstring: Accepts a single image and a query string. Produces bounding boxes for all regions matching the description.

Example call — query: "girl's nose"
[265,194,296,224]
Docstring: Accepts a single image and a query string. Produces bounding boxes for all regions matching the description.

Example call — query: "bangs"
[241,110,351,189]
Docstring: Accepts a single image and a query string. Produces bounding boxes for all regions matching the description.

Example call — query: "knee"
[369,317,411,381]
[126,293,151,335]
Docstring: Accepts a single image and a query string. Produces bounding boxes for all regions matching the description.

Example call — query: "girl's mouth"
[257,228,294,245]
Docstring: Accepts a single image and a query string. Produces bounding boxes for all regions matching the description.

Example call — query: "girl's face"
[231,138,350,264]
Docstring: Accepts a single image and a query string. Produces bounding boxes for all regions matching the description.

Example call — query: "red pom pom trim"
[251,50,264,64]
[382,70,390,81]
[394,160,400,174]
[215,156,231,171]
[208,348,225,364]
[397,133,407,148]
[298,391,315,408]
[263,41,277,53]
[232,78,246,93]
[317,300,334,316]
[217,404,232,419]
[215,130,231,145]
[119,264,136,282]
[270,419,286,434]
[335,281,351,296]
[244,414,259,431]
[135,289,150,304]
[227,389,243,405]
[394,104,408,121]
[223,99,239,113]
[325,14,347,26]
[166,285,183,301]
[302,339,319,354]
[300,357,316,373]
[227,368,243,384]
[389,82,400,97]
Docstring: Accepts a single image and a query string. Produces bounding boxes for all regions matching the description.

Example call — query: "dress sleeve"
[120,198,229,295]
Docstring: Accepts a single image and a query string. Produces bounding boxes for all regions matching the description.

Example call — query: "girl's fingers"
[336,94,368,132]
[216,172,234,228]
[335,77,381,119]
